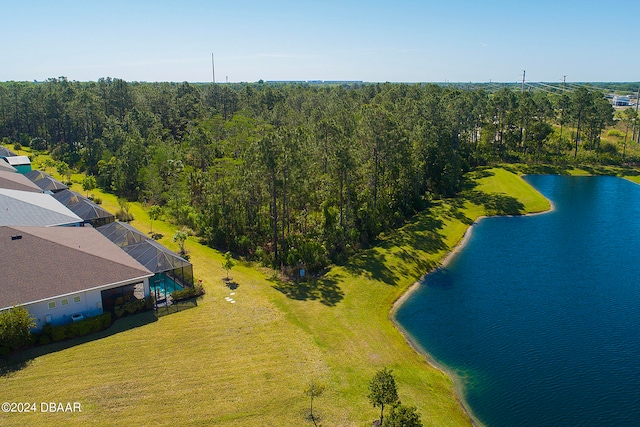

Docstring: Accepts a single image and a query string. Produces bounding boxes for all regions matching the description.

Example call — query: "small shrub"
[171,288,193,301]
[99,312,112,329]
[13,142,22,151]
[91,195,103,205]
[51,326,66,342]
[607,129,624,138]
[115,210,134,222]
[68,320,92,337]
[36,313,113,344]
[114,299,146,318]
[41,323,52,337]
[151,233,163,240]
[89,317,102,333]
[124,299,144,314]
[171,283,205,302]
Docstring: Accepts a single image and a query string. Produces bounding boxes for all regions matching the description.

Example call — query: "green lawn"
[1,162,551,426]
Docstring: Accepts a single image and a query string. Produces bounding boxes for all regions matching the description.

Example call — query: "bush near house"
[38,313,112,344]
[171,282,205,302]
[0,306,35,353]
[114,299,146,319]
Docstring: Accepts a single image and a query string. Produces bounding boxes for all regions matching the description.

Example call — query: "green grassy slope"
[0,162,550,427]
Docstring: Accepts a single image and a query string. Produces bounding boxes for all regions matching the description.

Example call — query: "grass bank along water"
[394,174,640,426]
[273,166,552,425]
[0,160,548,426]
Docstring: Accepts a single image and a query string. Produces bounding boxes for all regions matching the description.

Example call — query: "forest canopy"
[0,78,632,272]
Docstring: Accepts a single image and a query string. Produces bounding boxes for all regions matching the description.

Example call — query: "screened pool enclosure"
[97,222,194,308]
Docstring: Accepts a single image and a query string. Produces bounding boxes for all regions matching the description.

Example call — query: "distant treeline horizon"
[4,78,640,94]
[0,78,635,271]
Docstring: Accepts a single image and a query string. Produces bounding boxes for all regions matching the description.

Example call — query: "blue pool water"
[151,274,184,299]
[395,175,640,426]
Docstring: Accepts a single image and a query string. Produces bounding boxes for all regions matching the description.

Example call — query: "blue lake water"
[395,175,640,426]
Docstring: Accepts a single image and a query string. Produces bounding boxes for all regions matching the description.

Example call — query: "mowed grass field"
[1,158,551,426]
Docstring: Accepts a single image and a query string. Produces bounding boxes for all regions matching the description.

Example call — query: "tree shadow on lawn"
[519,164,576,176]
[0,311,158,378]
[458,172,525,216]
[223,278,239,290]
[344,209,450,286]
[272,274,345,307]
[463,190,525,216]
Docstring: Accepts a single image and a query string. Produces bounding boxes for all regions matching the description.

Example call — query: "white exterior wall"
[25,277,149,331]
[27,290,103,331]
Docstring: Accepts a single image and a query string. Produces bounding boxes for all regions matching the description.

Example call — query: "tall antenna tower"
[211,53,216,84]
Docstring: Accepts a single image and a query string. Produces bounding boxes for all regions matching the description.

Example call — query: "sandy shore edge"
[389,194,555,427]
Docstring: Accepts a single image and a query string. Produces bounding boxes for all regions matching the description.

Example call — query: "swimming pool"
[150,274,184,300]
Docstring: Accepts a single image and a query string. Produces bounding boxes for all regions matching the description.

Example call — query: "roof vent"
[11,235,22,240]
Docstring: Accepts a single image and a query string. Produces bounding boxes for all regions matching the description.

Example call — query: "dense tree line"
[0,78,620,271]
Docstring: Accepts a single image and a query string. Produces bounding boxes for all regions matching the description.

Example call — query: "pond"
[395,175,640,426]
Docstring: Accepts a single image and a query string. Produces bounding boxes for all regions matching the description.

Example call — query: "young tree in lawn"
[82,175,96,197]
[222,251,235,279]
[368,367,400,427]
[173,230,188,258]
[304,379,326,427]
[56,160,71,182]
[148,205,162,234]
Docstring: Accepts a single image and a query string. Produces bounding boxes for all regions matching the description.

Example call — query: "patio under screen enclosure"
[96,221,194,306]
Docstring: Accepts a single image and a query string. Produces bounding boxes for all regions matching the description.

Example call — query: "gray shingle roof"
[0,226,153,309]
[53,189,114,224]
[24,170,68,192]
[0,160,16,173]
[0,189,82,226]
[0,170,42,193]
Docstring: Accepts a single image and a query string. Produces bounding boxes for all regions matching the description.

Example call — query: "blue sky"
[2,0,638,83]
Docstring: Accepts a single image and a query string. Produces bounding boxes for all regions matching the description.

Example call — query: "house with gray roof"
[0,226,153,330]
[24,170,68,193]
[0,189,83,227]
[53,189,115,227]
[0,170,43,193]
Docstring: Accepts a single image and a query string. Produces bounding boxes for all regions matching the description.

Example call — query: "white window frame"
[73,296,81,303]
[61,298,69,306]
[48,301,56,309]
